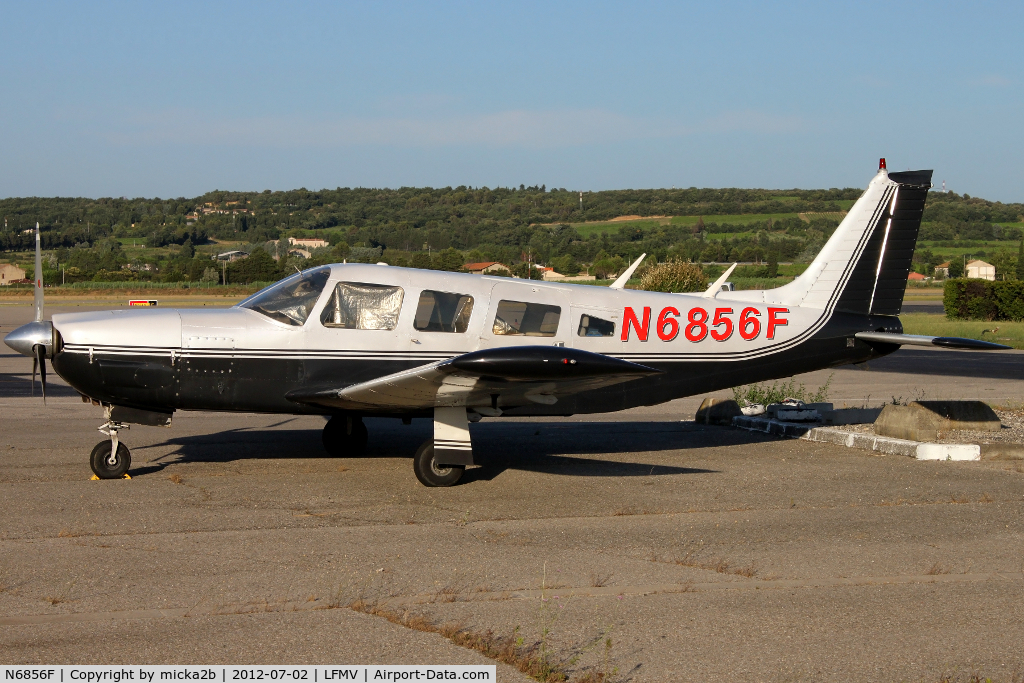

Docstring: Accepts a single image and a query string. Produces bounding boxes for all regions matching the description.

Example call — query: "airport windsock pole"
[34,222,43,322]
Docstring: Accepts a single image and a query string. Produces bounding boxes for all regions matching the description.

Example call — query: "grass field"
[899,312,1024,349]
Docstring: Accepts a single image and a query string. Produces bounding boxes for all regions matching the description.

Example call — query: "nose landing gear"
[90,419,131,479]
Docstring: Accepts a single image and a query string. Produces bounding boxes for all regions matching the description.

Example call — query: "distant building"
[464,261,511,275]
[966,260,996,280]
[542,269,597,282]
[289,249,311,260]
[213,250,249,262]
[0,263,26,285]
[288,237,329,249]
[934,262,950,278]
[907,272,928,281]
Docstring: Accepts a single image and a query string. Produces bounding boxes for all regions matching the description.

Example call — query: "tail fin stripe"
[868,186,899,314]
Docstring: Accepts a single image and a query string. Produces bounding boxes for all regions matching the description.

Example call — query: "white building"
[288,237,329,249]
[0,263,26,285]
[966,260,995,280]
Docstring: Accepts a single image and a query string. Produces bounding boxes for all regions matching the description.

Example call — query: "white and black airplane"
[4,162,1009,486]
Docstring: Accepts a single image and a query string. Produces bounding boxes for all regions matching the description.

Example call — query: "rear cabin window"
[492,300,561,337]
[578,314,616,337]
[320,282,404,330]
[414,291,474,333]
[238,266,330,326]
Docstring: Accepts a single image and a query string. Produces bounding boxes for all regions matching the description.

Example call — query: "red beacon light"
[879,157,887,170]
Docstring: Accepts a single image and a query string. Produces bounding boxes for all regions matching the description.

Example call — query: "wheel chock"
[89,474,132,480]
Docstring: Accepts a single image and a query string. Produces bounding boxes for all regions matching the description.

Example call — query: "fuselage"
[49,263,900,417]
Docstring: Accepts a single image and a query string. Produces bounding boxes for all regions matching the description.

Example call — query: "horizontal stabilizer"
[855,332,1011,351]
[286,346,660,412]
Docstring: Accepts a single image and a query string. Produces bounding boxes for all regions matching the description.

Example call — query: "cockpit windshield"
[237,266,331,326]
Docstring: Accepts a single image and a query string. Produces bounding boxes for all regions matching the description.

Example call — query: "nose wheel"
[322,415,368,457]
[90,441,131,479]
[91,419,131,479]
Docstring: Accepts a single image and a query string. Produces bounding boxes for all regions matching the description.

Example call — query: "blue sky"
[1,1,1021,200]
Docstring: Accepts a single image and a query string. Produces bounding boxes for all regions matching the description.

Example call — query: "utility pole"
[579,191,583,211]
[222,259,227,286]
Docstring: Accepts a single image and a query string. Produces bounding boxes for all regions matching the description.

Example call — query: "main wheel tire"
[89,441,131,479]
[413,440,465,487]
[322,416,368,457]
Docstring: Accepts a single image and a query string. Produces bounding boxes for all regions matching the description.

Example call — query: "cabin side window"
[320,282,405,330]
[414,291,474,333]
[492,300,561,337]
[237,266,330,326]
[577,314,616,337]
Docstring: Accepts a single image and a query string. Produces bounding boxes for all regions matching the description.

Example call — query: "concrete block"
[801,426,919,457]
[775,409,821,422]
[874,401,1001,442]
[766,402,832,418]
[820,407,883,425]
[696,398,742,425]
[915,443,981,461]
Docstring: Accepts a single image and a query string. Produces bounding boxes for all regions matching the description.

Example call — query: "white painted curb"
[915,443,981,461]
[734,419,984,461]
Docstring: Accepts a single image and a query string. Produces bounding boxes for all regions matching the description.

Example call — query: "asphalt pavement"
[1,302,1022,681]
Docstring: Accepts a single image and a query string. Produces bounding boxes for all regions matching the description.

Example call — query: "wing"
[286,345,661,412]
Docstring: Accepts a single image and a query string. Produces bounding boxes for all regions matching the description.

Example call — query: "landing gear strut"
[90,419,131,479]
[413,407,473,487]
[322,415,368,457]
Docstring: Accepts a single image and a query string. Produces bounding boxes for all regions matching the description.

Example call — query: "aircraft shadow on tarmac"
[131,419,733,479]
[0,365,81,398]
[848,348,1024,381]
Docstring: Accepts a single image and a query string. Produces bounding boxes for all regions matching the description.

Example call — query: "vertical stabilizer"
[730,164,931,316]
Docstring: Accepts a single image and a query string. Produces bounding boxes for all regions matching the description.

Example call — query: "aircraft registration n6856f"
[4,162,1009,486]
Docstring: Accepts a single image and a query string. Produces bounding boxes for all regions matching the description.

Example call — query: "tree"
[433,247,465,272]
[640,260,708,293]
[766,250,779,278]
[948,257,965,279]
[1017,240,1024,281]
[228,248,281,284]
[410,253,432,270]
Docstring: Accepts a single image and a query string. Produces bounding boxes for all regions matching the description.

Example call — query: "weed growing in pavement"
[347,598,572,682]
[43,580,75,606]
[731,373,833,406]
[672,548,758,578]
[936,669,1024,683]
[168,474,183,484]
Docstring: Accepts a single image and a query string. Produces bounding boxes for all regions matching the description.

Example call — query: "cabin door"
[479,282,571,349]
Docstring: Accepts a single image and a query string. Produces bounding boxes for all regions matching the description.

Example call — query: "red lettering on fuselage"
[767,307,789,339]
[620,305,785,343]
[621,306,651,341]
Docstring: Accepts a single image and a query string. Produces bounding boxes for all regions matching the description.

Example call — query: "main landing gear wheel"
[89,441,131,479]
[322,416,368,457]
[413,440,465,487]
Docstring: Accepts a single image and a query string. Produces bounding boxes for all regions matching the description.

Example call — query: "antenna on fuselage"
[609,253,646,290]
[702,263,737,298]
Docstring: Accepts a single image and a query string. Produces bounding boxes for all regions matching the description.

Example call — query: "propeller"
[2,223,54,403]
[32,344,47,404]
